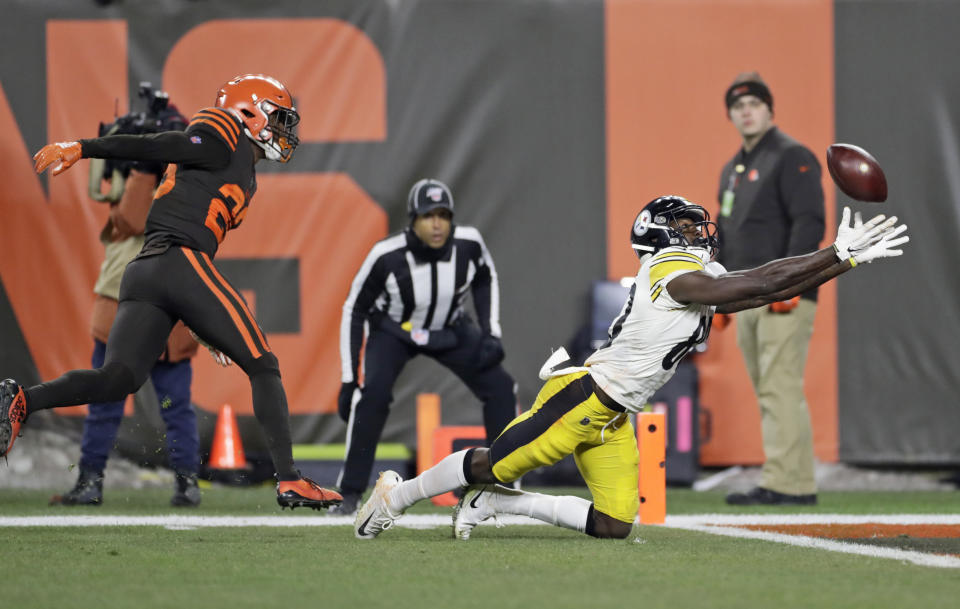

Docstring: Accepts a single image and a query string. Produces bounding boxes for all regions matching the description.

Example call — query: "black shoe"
[327,492,361,516]
[725,486,817,506]
[51,469,104,506]
[171,471,202,507]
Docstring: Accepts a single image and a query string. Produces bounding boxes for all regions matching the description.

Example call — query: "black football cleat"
[725,486,817,506]
[171,471,202,507]
[50,469,104,506]
[327,492,361,516]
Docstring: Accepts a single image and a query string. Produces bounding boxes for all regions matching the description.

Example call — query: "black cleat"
[725,486,817,506]
[171,471,202,507]
[327,492,361,516]
[50,469,104,506]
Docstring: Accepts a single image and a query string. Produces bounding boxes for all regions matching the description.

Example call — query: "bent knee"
[591,510,634,539]
[97,362,140,399]
[470,448,499,484]
[244,352,280,378]
[595,523,633,539]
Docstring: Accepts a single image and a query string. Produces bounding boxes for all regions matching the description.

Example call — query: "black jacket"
[716,127,825,300]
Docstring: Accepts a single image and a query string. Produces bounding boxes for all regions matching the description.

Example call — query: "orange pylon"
[637,412,666,524]
[209,403,248,469]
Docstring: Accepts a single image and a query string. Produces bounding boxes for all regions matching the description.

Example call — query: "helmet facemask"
[215,74,300,163]
[247,100,300,163]
[631,197,720,261]
[671,210,719,259]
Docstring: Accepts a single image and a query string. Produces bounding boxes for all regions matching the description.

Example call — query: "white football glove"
[850,222,910,264]
[188,329,233,367]
[833,206,898,261]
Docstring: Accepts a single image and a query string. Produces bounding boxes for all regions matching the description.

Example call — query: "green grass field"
[2,486,959,609]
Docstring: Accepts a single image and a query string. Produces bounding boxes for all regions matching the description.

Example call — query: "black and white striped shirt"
[340,226,502,384]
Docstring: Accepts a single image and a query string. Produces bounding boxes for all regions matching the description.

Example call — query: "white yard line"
[0,513,543,528]
[661,514,960,569]
[2,512,958,568]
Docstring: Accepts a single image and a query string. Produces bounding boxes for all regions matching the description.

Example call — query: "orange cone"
[209,403,248,469]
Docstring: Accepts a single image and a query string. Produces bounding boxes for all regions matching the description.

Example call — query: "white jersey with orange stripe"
[584,247,725,413]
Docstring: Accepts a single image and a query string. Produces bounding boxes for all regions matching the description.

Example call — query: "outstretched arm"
[34,130,230,176]
[668,246,842,308]
[716,257,851,313]
[667,208,907,311]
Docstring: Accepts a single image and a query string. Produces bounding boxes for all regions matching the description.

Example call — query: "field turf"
[2,486,959,609]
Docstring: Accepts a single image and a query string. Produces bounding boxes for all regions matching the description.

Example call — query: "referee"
[334,179,517,514]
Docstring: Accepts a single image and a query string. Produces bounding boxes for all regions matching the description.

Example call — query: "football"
[826,143,888,202]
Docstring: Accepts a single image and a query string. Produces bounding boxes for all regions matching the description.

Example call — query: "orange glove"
[33,141,82,176]
[712,312,731,331]
[769,295,801,313]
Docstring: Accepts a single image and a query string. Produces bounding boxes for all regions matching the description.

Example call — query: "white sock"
[388,449,469,510]
[491,488,592,533]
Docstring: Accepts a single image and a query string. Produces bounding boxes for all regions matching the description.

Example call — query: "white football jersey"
[584,247,725,413]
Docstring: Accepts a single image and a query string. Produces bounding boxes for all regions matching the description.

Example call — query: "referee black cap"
[407,179,454,219]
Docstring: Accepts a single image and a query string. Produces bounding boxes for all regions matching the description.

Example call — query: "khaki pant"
[735,298,817,495]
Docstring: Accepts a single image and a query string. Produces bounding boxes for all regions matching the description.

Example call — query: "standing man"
[334,179,517,515]
[717,72,826,505]
[2,74,341,511]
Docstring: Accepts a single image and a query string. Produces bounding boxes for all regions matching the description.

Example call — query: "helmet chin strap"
[244,127,282,161]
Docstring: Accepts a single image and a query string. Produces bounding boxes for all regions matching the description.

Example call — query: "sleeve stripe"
[196,109,241,142]
[651,284,663,301]
[649,259,704,288]
[189,119,237,151]
[651,251,705,266]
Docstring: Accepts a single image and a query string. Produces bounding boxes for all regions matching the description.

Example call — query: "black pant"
[26,246,298,479]
[338,318,516,495]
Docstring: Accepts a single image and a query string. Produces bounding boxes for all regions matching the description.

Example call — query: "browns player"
[2,74,341,510]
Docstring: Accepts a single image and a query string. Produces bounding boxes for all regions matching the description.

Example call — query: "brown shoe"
[0,379,26,457]
[276,477,343,510]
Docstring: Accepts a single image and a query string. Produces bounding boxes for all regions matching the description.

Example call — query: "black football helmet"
[630,195,719,260]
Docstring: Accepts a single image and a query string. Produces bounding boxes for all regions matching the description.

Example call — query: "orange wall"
[605,0,837,463]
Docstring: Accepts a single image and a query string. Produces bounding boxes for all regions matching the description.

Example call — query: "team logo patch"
[748,168,759,181]
[190,135,202,144]
[410,329,430,346]
[633,209,652,237]
[580,417,591,426]
[426,186,445,202]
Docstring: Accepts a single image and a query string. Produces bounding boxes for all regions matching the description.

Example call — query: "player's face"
[671,217,702,245]
[413,208,453,249]
[729,95,772,139]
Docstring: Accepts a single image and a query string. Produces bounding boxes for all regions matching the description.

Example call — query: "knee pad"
[245,352,280,378]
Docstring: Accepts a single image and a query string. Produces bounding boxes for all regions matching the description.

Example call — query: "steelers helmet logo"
[633,209,652,237]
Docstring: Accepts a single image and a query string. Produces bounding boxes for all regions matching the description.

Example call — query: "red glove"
[769,295,801,314]
[33,141,82,176]
[712,312,731,331]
